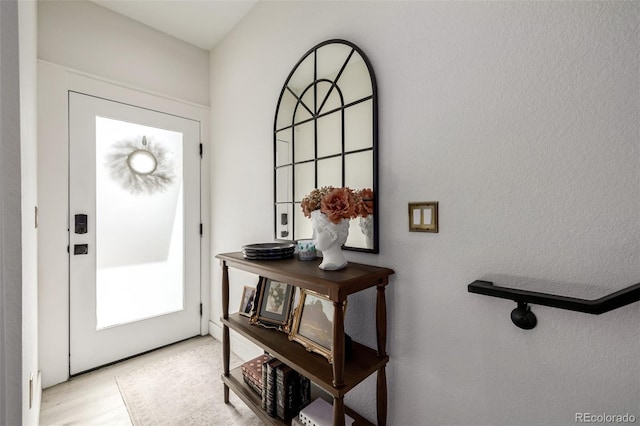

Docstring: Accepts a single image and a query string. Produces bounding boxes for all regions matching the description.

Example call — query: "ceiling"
[89,0,259,51]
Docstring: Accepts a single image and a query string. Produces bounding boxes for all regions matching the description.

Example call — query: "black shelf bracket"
[468,280,640,330]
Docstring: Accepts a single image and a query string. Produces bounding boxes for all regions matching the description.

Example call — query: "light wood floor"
[40,335,213,425]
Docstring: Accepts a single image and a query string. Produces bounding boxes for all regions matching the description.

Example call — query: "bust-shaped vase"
[359,215,374,249]
[310,210,349,270]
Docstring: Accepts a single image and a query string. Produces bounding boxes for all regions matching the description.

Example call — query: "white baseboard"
[209,320,263,361]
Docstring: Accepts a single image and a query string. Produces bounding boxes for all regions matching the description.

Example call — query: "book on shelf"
[242,354,270,384]
[261,359,268,411]
[255,357,312,420]
[243,373,261,395]
[264,358,283,416]
[276,364,298,421]
[241,354,270,396]
[297,372,311,409]
[276,362,311,421]
[298,398,355,426]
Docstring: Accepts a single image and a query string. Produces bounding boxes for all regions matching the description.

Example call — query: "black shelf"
[468,280,640,329]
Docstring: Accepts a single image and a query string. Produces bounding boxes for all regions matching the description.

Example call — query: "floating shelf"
[468,280,640,329]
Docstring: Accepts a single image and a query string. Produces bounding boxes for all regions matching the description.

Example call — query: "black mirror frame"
[273,39,379,253]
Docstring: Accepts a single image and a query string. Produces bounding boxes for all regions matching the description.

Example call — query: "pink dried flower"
[357,188,374,218]
[300,186,374,223]
[320,187,357,224]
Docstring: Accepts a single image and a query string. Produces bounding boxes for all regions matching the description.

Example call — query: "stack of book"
[241,354,271,396]
[261,358,311,422]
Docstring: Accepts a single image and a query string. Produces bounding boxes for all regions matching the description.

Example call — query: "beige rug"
[116,337,263,426]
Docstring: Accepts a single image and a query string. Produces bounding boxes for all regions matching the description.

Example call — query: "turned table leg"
[333,396,346,426]
[221,260,230,403]
[376,281,388,425]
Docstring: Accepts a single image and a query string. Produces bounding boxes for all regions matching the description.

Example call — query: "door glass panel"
[95,116,184,329]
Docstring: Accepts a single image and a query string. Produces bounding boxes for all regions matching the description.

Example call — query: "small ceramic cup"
[296,239,317,261]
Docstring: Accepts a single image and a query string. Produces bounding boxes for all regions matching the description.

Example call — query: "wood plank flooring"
[40,335,214,425]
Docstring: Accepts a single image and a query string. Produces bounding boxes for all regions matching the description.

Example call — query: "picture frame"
[288,289,347,364]
[408,201,438,233]
[239,285,256,317]
[251,278,295,330]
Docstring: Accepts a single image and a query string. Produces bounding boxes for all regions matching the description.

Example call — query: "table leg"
[221,260,230,404]
[376,281,388,425]
[376,282,387,356]
[332,300,345,388]
[333,396,346,426]
[377,366,388,426]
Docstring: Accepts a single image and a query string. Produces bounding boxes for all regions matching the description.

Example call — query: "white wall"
[209,2,639,425]
[38,0,211,388]
[38,0,210,106]
[18,0,41,423]
[0,0,23,423]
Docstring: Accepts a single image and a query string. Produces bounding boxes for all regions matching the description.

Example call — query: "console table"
[216,252,394,425]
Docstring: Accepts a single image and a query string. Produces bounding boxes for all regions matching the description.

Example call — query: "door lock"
[75,214,88,234]
[73,244,88,255]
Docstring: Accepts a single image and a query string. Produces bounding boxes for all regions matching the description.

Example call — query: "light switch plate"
[409,202,438,232]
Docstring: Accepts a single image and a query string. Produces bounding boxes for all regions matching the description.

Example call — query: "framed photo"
[251,278,295,329]
[239,286,256,317]
[289,289,347,364]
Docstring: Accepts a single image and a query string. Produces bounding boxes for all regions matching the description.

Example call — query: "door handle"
[74,244,88,255]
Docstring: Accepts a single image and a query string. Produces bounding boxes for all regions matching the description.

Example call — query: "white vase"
[310,210,349,270]
[359,215,374,249]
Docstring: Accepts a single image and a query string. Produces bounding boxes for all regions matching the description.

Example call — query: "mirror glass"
[274,40,378,252]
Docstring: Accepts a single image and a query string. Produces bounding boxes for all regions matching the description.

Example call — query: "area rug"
[116,337,263,426]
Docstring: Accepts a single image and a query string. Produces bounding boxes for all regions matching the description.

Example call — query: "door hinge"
[67,245,69,254]
[200,303,203,316]
[199,223,203,236]
[199,143,203,158]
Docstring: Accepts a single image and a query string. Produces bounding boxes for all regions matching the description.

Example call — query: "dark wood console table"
[216,252,394,426]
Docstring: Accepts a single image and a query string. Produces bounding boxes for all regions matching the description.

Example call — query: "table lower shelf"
[222,313,388,397]
[222,367,374,426]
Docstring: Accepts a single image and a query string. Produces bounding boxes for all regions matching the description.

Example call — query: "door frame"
[38,61,211,386]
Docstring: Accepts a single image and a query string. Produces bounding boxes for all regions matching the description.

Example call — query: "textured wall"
[209,2,639,425]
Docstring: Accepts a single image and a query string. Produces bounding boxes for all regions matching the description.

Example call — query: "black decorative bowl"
[241,242,295,260]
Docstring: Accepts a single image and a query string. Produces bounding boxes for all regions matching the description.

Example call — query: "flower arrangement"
[301,186,374,224]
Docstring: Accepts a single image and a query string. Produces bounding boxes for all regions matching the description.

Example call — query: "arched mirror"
[274,39,378,253]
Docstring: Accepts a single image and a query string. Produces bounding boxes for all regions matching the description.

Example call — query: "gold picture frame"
[408,201,438,232]
[288,289,347,364]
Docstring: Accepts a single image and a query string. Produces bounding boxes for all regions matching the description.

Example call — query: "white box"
[298,398,355,426]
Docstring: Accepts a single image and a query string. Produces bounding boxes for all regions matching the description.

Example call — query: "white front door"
[69,92,201,374]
